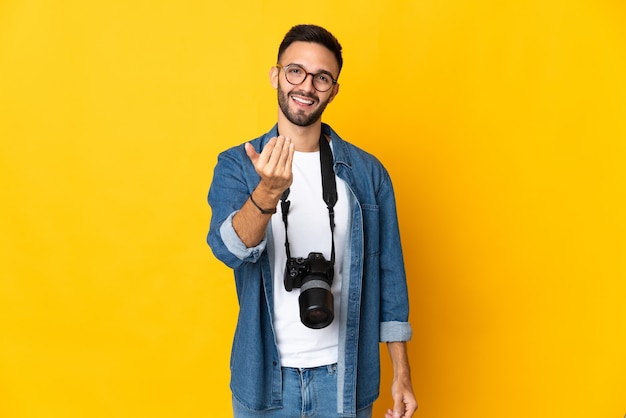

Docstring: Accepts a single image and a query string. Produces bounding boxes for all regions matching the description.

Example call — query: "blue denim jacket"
[207,124,412,417]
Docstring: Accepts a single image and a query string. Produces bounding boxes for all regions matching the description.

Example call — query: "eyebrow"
[287,63,335,78]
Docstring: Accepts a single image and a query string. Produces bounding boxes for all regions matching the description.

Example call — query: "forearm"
[232,183,282,247]
[385,341,418,418]
[386,341,412,383]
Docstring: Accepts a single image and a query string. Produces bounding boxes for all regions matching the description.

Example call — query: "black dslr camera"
[284,252,334,329]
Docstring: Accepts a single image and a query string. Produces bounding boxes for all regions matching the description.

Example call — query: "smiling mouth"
[291,95,315,106]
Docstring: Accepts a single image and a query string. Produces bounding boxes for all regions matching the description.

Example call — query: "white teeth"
[292,96,314,105]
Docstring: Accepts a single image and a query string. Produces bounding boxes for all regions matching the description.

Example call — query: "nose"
[300,73,316,93]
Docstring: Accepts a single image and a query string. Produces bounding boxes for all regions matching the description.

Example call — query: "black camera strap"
[280,131,337,266]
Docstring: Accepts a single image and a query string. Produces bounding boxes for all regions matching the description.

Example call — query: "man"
[208,24,417,418]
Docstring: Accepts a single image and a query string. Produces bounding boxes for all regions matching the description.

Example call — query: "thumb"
[392,397,404,418]
[244,142,259,162]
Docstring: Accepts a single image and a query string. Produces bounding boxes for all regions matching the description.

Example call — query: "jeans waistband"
[282,363,337,373]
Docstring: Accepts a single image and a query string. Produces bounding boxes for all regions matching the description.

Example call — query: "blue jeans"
[232,364,373,417]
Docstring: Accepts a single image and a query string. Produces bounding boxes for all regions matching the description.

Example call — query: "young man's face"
[271,41,340,127]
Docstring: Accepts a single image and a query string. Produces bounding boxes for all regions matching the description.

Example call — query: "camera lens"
[299,283,334,329]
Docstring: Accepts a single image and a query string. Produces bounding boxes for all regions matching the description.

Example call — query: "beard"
[277,83,330,127]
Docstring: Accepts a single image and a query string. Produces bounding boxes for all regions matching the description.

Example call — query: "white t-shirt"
[271,145,350,368]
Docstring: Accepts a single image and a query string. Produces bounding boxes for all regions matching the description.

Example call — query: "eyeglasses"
[276,64,337,92]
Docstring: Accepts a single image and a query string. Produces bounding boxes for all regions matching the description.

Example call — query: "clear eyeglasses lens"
[282,64,334,92]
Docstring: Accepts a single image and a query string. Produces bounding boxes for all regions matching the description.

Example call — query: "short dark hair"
[277,24,343,75]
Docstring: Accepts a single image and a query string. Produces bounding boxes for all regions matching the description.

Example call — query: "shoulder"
[324,124,388,174]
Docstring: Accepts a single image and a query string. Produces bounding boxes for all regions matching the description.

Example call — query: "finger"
[257,137,278,166]
[266,136,286,169]
[406,400,418,417]
[276,137,294,173]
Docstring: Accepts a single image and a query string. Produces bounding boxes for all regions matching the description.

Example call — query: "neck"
[277,116,323,152]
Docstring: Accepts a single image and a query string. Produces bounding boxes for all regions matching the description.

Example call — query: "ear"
[269,66,279,89]
[327,83,340,103]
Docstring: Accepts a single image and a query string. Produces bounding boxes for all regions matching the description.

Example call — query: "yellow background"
[1,1,625,417]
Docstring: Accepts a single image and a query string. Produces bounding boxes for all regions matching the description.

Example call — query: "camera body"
[284,252,335,329]
[284,252,334,291]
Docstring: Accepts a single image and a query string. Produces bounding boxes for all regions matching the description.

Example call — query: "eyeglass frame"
[276,64,338,92]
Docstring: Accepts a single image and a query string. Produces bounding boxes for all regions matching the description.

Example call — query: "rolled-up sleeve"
[208,144,265,269]
[219,211,267,263]
[380,321,412,342]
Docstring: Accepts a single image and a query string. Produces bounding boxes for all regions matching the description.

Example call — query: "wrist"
[249,192,276,215]
[249,187,280,215]
[254,182,284,201]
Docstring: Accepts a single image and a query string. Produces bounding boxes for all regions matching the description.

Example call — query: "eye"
[316,73,331,83]
[288,66,303,75]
